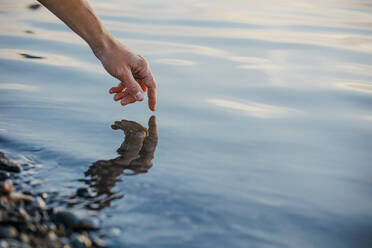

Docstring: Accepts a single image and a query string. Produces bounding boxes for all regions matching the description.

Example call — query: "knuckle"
[115,69,125,79]
[127,84,139,95]
[137,56,148,68]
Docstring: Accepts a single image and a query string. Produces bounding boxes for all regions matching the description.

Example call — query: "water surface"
[1,0,372,247]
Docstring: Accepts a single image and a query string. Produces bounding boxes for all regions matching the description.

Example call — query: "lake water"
[1,0,372,247]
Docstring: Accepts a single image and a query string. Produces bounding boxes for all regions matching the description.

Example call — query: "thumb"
[118,70,144,101]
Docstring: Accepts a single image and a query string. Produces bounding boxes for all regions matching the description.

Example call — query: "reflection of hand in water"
[71,116,158,210]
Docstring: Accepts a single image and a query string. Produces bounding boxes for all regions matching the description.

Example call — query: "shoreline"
[0,150,105,248]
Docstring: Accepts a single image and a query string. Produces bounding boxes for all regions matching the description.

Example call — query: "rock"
[22,191,33,196]
[72,217,100,231]
[91,237,105,247]
[19,232,29,244]
[0,239,26,248]
[52,211,99,231]
[17,208,31,222]
[70,233,92,248]
[38,192,48,200]
[76,187,95,198]
[8,193,34,204]
[46,231,58,241]
[52,211,78,229]
[0,226,18,239]
[34,196,46,210]
[0,180,13,195]
[0,171,10,181]
[0,152,22,173]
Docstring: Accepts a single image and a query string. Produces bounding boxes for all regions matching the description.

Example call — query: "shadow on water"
[69,116,158,211]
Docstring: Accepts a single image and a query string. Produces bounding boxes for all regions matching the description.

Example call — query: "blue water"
[1,0,372,247]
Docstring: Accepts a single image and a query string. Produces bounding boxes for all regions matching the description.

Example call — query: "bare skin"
[37,0,157,111]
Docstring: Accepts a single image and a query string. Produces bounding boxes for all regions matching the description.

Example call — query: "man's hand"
[37,0,157,111]
[94,38,157,111]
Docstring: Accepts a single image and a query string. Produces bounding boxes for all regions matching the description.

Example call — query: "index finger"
[143,72,157,111]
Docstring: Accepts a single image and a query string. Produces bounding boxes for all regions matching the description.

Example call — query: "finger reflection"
[69,116,158,210]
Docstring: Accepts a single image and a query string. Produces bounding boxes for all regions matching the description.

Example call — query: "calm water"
[1,0,372,247]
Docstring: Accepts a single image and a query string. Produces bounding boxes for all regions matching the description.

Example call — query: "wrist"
[90,31,115,61]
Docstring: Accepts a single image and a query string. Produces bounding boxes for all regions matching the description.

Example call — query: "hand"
[94,37,157,111]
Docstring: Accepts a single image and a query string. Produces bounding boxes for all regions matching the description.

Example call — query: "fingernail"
[135,92,144,101]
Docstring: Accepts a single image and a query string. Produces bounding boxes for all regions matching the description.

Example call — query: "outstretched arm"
[37,0,157,111]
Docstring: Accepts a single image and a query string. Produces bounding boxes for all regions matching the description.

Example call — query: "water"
[1,0,372,247]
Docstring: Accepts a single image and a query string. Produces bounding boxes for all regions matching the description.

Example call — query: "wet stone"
[0,150,103,247]
[76,187,95,198]
[0,180,13,195]
[8,193,34,204]
[0,239,28,248]
[0,226,18,239]
[0,152,22,173]
[19,233,29,244]
[38,192,48,200]
[70,233,92,248]
[22,191,33,196]
[34,196,46,210]
[0,171,10,181]
[52,211,78,229]
[72,217,100,231]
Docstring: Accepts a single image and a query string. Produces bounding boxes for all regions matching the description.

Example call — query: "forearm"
[38,0,157,111]
[37,0,112,53]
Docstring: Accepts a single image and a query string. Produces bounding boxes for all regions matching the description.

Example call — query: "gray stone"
[0,226,18,239]
[0,179,13,195]
[34,196,46,210]
[0,151,22,173]
[0,171,10,181]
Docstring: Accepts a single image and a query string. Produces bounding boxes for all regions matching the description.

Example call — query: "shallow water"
[1,0,372,247]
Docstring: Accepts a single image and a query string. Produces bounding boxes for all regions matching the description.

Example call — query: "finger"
[143,73,157,111]
[114,89,129,101]
[120,95,136,106]
[147,87,157,111]
[109,83,125,94]
[118,70,144,101]
[138,79,147,92]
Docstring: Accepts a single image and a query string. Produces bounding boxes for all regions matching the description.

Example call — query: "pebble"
[0,150,103,247]
[53,211,100,231]
[0,226,18,239]
[8,192,34,204]
[53,211,78,228]
[0,152,22,173]
[76,187,94,198]
[38,192,48,199]
[70,233,92,248]
[0,179,13,195]
[34,196,46,210]
[0,171,10,181]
